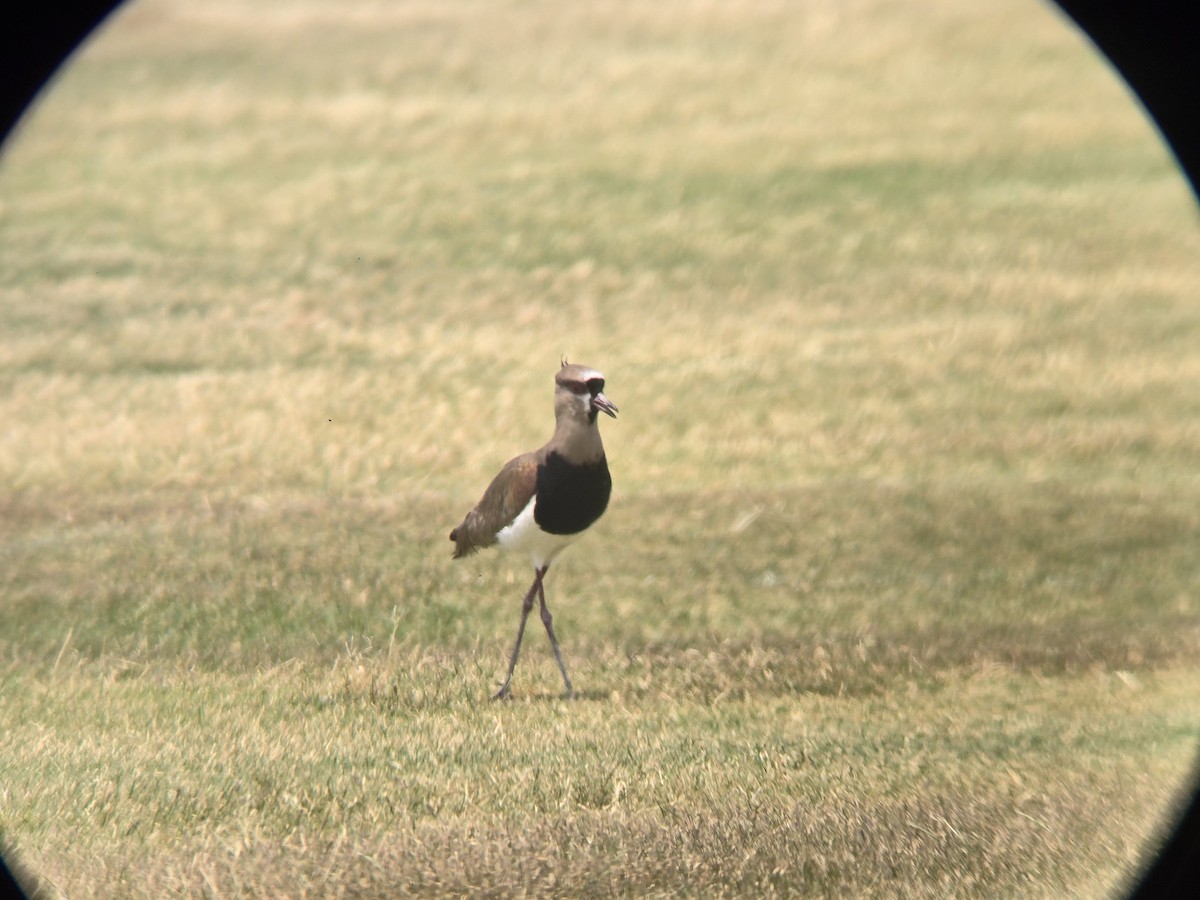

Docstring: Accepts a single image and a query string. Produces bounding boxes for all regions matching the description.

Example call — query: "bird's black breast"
[534,451,611,535]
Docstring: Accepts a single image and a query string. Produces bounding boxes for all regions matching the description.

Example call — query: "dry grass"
[2,0,1200,896]
[6,657,1198,897]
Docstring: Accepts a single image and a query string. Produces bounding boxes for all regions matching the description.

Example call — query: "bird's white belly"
[495,496,576,569]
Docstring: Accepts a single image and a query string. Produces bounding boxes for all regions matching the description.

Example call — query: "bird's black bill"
[592,393,618,418]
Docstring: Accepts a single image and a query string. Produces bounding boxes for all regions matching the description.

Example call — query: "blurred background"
[2,1,1199,895]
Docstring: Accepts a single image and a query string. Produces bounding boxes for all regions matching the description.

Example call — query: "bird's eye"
[568,381,588,395]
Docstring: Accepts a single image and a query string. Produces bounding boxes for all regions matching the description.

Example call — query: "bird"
[449,360,618,700]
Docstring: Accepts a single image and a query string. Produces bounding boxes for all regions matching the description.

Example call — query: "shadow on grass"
[490,688,612,704]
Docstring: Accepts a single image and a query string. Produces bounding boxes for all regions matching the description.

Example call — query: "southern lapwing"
[450,360,617,700]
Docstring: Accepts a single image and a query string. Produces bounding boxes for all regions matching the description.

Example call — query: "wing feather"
[449,453,539,558]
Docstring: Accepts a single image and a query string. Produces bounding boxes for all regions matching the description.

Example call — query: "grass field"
[3,0,1200,895]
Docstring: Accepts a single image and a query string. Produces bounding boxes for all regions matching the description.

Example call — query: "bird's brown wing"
[449,452,539,558]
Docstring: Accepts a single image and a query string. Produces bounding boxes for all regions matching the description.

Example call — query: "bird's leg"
[492,570,542,700]
[537,566,575,700]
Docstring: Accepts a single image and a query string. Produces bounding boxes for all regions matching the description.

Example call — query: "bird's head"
[555,360,618,424]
